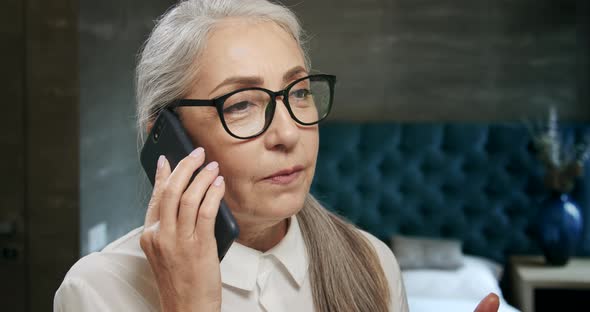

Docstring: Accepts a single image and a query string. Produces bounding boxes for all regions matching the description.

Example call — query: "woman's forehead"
[193,19,307,93]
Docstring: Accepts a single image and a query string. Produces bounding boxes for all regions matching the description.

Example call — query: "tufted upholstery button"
[439,224,454,237]
[482,183,495,198]
[384,152,405,176]
[440,183,457,196]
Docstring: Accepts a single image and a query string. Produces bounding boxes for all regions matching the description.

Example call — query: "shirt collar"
[220,214,308,291]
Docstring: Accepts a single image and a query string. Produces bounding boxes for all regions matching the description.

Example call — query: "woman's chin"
[232,191,306,221]
[261,192,305,219]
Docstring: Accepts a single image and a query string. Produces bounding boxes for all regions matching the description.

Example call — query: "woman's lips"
[264,166,304,185]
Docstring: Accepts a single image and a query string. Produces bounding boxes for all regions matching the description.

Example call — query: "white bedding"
[402,255,520,312]
[407,296,520,312]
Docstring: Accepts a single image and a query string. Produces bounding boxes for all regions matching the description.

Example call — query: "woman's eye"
[290,88,311,99]
[223,101,252,114]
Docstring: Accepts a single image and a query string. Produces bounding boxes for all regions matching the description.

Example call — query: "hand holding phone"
[138,109,240,311]
[140,109,239,261]
[140,144,224,312]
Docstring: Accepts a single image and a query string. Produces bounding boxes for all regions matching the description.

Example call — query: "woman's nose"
[263,98,300,152]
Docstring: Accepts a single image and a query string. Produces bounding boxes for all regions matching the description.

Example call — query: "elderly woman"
[55,1,500,311]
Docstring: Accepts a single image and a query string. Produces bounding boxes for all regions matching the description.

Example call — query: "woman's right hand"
[140,148,225,312]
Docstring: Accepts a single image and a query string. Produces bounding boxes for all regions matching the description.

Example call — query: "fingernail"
[213,176,224,186]
[157,155,166,168]
[189,147,204,158]
[206,161,219,171]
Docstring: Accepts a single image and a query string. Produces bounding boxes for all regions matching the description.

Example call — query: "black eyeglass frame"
[168,74,336,139]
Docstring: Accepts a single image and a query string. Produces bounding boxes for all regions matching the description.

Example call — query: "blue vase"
[537,193,583,266]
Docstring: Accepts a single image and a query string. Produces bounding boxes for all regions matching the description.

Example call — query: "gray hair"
[134,1,391,311]
[135,0,309,143]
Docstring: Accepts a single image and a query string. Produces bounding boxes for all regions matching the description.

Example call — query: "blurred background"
[1,0,588,311]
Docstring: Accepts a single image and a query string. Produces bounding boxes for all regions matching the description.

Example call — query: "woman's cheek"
[222,173,256,212]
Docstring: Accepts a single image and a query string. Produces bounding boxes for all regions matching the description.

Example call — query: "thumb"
[474,293,500,312]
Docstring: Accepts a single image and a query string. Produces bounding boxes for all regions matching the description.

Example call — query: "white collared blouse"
[54,215,409,312]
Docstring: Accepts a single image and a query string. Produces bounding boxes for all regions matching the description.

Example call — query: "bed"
[310,122,590,311]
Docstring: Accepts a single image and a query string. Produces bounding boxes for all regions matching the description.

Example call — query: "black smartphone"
[140,109,240,261]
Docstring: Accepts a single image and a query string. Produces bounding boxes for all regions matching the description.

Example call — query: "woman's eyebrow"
[209,76,264,96]
[283,66,307,82]
[209,66,308,96]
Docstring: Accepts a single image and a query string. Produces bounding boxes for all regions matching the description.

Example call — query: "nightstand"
[509,255,590,312]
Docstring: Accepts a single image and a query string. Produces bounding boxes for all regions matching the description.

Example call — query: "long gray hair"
[135,1,390,311]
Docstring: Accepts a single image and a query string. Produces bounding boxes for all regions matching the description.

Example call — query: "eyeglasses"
[169,74,336,139]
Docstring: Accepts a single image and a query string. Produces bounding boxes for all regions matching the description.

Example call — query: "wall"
[288,0,589,121]
[79,0,174,255]
[0,1,27,310]
[0,0,79,311]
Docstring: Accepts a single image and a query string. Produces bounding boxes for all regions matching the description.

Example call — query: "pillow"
[391,235,464,270]
[401,255,504,300]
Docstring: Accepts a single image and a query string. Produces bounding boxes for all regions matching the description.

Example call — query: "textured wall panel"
[0,0,26,311]
[285,0,589,121]
[26,0,79,310]
[79,0,174,255]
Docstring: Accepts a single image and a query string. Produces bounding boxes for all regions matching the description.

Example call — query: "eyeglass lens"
[221,76,331,138]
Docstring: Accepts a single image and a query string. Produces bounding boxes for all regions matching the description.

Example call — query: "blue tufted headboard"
[310,122,590,263]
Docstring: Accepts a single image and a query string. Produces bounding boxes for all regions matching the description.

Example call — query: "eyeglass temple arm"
[170,99,216,108]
